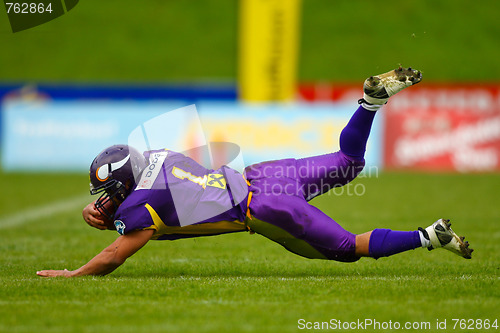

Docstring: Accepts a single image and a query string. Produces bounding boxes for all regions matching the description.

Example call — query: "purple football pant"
[244,151,365,262]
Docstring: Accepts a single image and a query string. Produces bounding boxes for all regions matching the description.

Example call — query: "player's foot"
[362,66,422,105]
[419,219,473,259]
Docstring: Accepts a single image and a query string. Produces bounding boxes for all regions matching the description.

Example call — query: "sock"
[359,100,384,111]
[418,229,431,248]
[339,106,377,160]
[368,229,422,259]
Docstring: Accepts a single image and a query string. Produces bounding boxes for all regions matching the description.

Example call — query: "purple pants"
[244,151,365,262]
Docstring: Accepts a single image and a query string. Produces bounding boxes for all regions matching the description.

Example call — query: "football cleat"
[419,219,473,259]
[362,66,422,105]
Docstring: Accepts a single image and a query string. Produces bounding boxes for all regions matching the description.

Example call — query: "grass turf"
[0,171,499,332]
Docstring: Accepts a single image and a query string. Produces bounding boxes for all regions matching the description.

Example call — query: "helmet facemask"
[90,179,128,221]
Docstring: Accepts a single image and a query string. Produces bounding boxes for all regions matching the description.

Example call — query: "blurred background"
[1,2,499,331]
[1,0,500,172]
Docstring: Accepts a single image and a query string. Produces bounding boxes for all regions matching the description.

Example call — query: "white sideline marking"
[0,194,90,229]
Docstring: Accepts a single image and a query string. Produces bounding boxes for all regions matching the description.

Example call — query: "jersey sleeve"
[113,194,156,235]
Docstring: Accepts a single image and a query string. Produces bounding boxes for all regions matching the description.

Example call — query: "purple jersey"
[113,149,249,240]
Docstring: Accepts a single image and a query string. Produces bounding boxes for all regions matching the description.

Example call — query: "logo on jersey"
[135,152,168,190]
[207,174,226,189]
[114,220,126,235]
[171,168,227,190]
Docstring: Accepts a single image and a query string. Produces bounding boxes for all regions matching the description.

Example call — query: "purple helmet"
[89,144,147,220]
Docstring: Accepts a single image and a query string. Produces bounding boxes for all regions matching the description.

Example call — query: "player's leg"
[247,192,360,262]
[246,169,473,261]
[295,105,376,200]
[350,67,473,260]
[297,66,423,200]
[343,65,423,160]
[248,191,473,261]
[355,219,473,259]
[246,67,473,261]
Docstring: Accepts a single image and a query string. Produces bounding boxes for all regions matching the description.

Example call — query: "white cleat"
[419,219,473,259]
[363,66,422,105]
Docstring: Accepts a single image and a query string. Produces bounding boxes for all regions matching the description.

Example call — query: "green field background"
[1,0,500,82]
[1,1,499,332]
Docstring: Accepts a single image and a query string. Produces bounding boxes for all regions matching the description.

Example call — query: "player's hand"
[36,269,73,278]
[82,202,109,230]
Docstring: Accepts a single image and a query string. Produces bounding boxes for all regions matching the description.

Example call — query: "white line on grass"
[0,194,90,229]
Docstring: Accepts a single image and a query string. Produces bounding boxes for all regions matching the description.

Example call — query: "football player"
[37,67,473,278]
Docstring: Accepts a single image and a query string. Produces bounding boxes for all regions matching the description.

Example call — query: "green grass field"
[1,171,499,332]
[1,1,499,332]
[1,0,499,82]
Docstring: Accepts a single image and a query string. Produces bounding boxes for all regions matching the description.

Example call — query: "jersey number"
[172,167,226,189]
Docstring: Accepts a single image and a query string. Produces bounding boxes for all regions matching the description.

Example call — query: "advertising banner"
[384,86,500,172]
[197,102,382,169]
[1,100,382,172]
[1,100,187,171]
[298,83,500,172]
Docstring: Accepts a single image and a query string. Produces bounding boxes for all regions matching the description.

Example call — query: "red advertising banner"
[298,83,359,103]
[298,83,500,172]
[384,85,500,172]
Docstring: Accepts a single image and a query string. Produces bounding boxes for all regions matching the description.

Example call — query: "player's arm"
[36,229,154,278]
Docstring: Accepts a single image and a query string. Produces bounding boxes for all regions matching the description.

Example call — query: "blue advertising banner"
[2,100,187,171]
[197,102,383,169]
[0,83,238,159]
[1,100,382,172]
